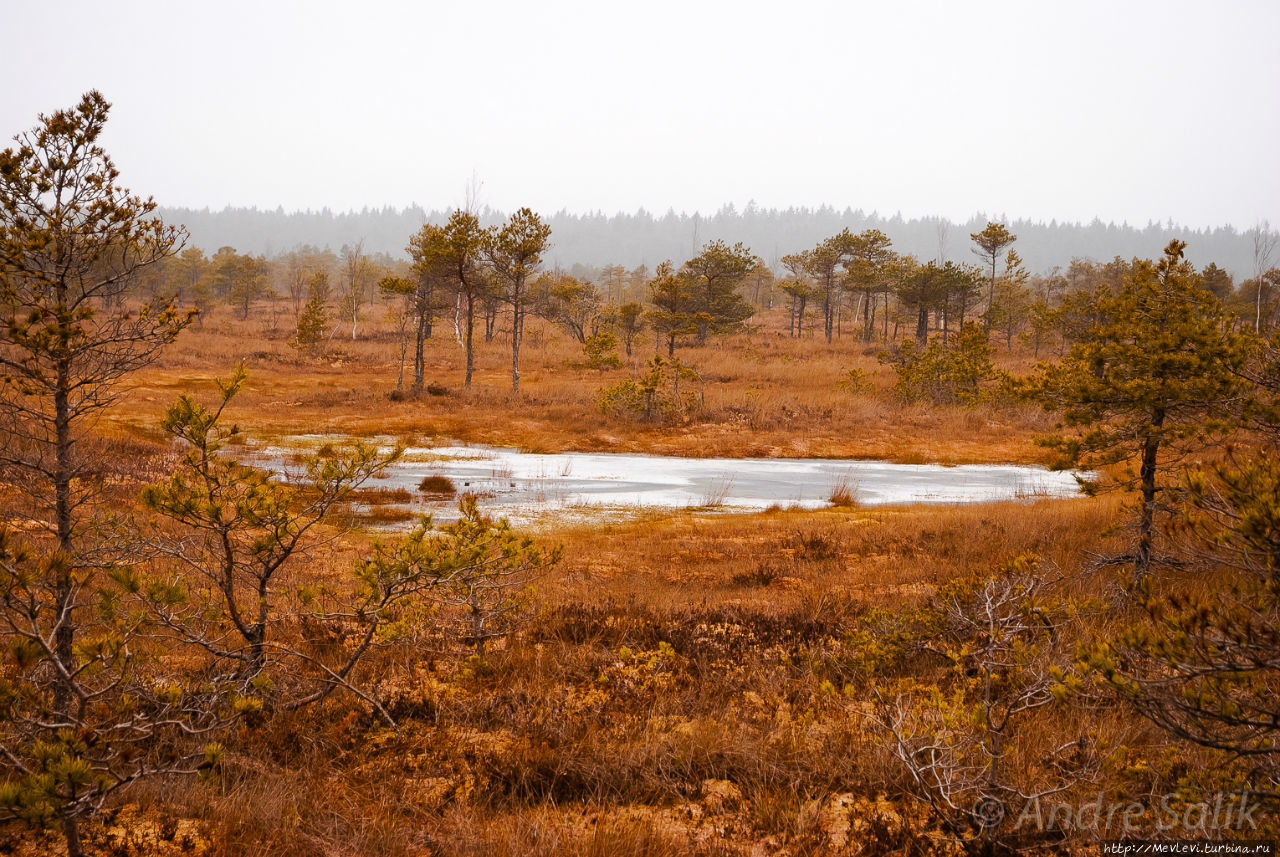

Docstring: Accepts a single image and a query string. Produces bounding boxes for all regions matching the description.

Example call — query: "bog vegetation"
[2,93,1279,856]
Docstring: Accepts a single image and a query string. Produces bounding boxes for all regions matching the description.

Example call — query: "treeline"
[139,215,1280,391]
[160,203,1275,279]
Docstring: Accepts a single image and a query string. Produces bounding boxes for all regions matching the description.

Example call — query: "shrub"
[576,330,622,371]
[419,474,457,495]
[878,322,1008,406]
[597,356,703,424]
[838,367,871,394]
[829,476,859,507]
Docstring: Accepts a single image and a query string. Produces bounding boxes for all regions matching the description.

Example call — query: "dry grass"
[419,474,458,495]
[41,493,1144,856]
[5,299,1223,856]
[109,301,1058,466]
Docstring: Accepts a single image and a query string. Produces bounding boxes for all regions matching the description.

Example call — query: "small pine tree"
[290,274,330,354]
[597,356,702,423]
[577,330,622,371]
[367,495,561,652]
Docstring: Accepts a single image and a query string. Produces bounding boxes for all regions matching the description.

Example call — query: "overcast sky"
[3,0,1277,229]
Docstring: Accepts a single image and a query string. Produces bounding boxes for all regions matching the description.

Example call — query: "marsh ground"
[3,301,1202,856]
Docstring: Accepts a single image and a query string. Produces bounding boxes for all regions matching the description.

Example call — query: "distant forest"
[161,204,1274,278]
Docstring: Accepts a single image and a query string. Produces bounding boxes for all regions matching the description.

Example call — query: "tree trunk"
[53,357,74,720]
[1135,407,1166,579]
[1257,280,1265,334]
[824,287,834,343]
[396,325,407,391]
[62,809,84,857]
[464,292,475,388]
[413,312,427,389]
[916,306,928,341]
[511,302,522,394]
[984,260,997,332]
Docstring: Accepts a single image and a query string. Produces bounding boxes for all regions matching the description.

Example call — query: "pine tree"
[1085,447,1280,794]
[646,262,697,356]
[369,496,561,653]
[881,322,1007,406]
[0,91,196,857]
[1027,241,1249,578]
[679,240,757,344]
[290,280,329,354]
[485,208,551,393]
[971,222,1017,331]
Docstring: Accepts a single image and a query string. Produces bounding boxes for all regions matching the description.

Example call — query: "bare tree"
[1252,221,1277,334]
[865,557,1101,855]
[340,239,372,339]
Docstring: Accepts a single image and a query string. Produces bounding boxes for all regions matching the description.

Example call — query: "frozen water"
[251,436,1087,527]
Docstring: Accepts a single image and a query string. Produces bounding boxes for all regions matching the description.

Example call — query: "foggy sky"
[3,0,1278,230]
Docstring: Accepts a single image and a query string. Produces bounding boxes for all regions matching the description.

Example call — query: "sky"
[2,0,1278,230]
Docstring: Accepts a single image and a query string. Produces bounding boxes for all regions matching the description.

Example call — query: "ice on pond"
[251,436,1087,527]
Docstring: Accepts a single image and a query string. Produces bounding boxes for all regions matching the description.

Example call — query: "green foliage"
[536,273,601,344]
[842,229,900,342]
[137,366,410,723]
[879,322,1008,406]
[838,367,870,394]
[363,495,561,652]
[1025,241,1249,575]
[223,253,269,320]
[0,91,198,856]
[679,239,758,344]
[415,210,488,386]
[1085,449,1280,792]
[984,250,1032,348]
[486,208,551,392]
[1242,329,1280,440]
[776,276,814,338]
[1028,242,1246,473]
[645,261,698,355]
[576,330,622,371]
[614,302,646,356]
[289,277,329,354]
[971,222,1018,328]
[0,527,227,846]
[597,356,702,424]
[896,259,962,340]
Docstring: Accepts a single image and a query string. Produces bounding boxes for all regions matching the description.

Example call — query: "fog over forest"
[165,204,1273,278]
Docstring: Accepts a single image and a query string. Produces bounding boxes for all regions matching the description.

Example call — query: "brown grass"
[4,298,1218,856]
[109,300,1058,466]
[59,493,1146,857]
[419,474,458,495]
